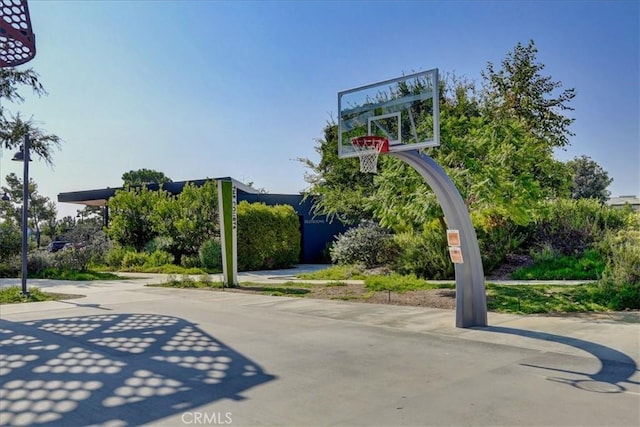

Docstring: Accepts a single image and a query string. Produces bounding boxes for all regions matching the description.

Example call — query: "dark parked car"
[47,241,69,253]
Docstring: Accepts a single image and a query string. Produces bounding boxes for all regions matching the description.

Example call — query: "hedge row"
[237,201,301,271]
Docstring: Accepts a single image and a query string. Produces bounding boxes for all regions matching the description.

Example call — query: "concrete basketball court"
[1,271,638,426]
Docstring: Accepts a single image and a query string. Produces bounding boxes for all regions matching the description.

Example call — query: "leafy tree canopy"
[566,155,613,202]
[0,69,62,164]
[0,68,46,118]
[106,186,160,251]
[299,122,376,224]
[301,41,575,231]
[481,39,576,149]
[121,169,172,187]
[106,181,219,261]
[151,181,219,263]
[0,172,57,247]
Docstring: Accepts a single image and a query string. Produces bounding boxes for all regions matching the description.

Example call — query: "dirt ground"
[229,282,458,310]
[287,254,536,310]
[307,283,457,309]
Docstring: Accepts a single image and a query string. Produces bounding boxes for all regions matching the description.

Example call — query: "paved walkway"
[0,267,638,426]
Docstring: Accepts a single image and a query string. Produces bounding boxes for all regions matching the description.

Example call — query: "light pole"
[12,134,30,298]
[1,0,37,298]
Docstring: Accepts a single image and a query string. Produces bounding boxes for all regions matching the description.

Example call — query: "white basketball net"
[350,137,387,173]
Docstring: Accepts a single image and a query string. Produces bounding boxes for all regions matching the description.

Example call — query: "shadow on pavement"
[0,314,276,426]
[481,326,639,394]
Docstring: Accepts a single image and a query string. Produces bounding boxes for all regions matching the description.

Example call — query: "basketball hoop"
[0,0,36,68]
[350,136,389,173]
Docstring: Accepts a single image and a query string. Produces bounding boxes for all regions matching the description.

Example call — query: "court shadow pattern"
[0,314,276,426]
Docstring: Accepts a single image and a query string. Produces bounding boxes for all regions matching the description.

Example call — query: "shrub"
[597,228,640,310]
[199,239,223,271]
[330,221,397,268]
[121,251,150,268]
[237,202,301,271]
[146,250,173,267]
[0,257,19,278]
[473,213,531,274]
[53,246,95,272]
[144,236,172,254]
[392,221,453,280]
[28,251,53,275]
[180,255,201,269]
[0,221,21,260]
[105,246,135,269]
[532,199,627,256]
[511,248,605,280]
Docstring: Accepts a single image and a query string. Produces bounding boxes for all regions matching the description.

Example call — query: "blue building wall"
[237,193,347,263]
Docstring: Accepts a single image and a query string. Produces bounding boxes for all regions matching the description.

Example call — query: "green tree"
[299,121,377,224]
[106,186,161,251]
[0,172,57,247]
[1,69,62,164]
[55,216,76,235]
[121,168,172,186]
[75,205,105,229]
[151,181,219,263]
[0,220,21,259]
[482,40,576,150]
[0,68,45,123]
[374,109,564,231]
[303,42,574,234]
[566,155,613,202]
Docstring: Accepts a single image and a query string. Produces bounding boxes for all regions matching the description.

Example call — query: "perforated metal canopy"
[0,0,36,67]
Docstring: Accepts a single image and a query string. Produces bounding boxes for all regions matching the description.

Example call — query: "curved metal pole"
[390,150,487,327]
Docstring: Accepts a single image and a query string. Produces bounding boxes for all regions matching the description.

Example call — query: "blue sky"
[1,0,638,219]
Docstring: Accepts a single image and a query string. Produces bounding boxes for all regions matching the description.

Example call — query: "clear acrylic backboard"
[338,69,439,158]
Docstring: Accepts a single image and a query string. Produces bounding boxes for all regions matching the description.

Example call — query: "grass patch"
[486,283,610,314]
[245,286,310,296]
[330,295,362,301]
[511,250,605,280]
[364,274,454,292]
[297,265,367,280]
[145,270,619,315]
[324,281,348,287]
[32,269,122,281]
[240,281,311,296]
[99,264,208,275]
[149,274,223,289]
[0,287,61,304]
